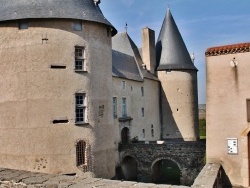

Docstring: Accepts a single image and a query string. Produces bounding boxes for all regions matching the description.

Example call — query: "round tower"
[0,0,117,178]
[156,9,199,141]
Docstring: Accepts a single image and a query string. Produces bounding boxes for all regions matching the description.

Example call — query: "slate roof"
[156,9,197,71]
[112,50,143,81]
[0,0,117,36]
[112,32,158,81]
[205,42,250,56]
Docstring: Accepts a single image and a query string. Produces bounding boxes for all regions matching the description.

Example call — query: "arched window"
[76,140,86,166]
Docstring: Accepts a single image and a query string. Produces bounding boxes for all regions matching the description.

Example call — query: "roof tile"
[205,42,250,56]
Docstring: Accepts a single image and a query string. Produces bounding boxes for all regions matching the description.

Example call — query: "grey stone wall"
[119,141,206,186]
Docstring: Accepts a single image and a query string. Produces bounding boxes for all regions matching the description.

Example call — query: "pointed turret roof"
[156,9,197,71]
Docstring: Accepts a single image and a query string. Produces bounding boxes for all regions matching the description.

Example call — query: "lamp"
[229,57,238,67]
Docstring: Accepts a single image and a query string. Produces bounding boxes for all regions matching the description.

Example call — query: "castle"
[0,0,199,180]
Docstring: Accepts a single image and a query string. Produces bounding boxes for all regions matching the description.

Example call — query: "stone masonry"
[0,168,190,188]
[119,141,206,186]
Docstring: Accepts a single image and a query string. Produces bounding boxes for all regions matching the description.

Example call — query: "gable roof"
[0,0,117,36]
[205,42,250,57]
[156,9,197,71]
[112,32,158,81]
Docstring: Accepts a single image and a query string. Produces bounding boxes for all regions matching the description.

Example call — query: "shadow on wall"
[113,156,138,181]
[160,85,183,140]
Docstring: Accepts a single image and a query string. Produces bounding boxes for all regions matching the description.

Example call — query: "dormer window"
[19,21,28,30]
[73,21,82,31]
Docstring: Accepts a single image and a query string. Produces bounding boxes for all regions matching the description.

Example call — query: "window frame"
[75,93,87,124]
[74,46,86,72]
[122,81,126,90]
[113,97,117,119]
[122,97,127,118]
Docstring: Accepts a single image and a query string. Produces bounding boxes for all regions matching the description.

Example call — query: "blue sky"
[100,0,250,104]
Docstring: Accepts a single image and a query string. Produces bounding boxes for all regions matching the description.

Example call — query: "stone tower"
[156,9,199,141]
[0,0,117,178]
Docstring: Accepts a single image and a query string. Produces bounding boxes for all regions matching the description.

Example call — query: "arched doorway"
[151,159,181,185]
[121,156,138,181]
[121,127,129,143]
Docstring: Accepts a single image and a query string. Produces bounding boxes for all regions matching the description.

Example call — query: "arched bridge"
[119,141,205,186]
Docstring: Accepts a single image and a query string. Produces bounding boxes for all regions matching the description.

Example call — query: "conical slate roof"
[156,9,197,71]
[0,0,117,36]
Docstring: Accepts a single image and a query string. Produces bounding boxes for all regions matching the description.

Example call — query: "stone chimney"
[142,27,156,75]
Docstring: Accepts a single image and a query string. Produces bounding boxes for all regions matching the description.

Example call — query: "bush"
[199,119,206,138]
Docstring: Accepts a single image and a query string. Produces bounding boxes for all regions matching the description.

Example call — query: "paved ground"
[0,168,189,188]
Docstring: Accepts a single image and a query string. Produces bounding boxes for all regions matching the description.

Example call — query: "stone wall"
[119,141,206,186]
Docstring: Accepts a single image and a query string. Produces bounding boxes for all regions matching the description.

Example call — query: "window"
[122,81,126,90]
[75,47,85,71]
[73,21,82,31]
[75,94,86,123]
[247,99,250,122]
[151,125,154,137]
[113,97,117,119]
[142,129,145,138]
[122,98,127,118]
[76,140,86,166]
[141,108,144,117]
[19,21,28,29]
[141,87,144,96]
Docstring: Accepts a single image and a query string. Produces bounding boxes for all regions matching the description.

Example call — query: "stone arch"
[121,155,138,181]
[151,157,182,185]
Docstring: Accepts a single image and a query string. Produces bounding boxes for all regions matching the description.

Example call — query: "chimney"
[142,27,156,75]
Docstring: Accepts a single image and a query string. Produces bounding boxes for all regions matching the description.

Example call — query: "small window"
[75,47,85,71]
[141,87,144,97]
[122,98,127,118]
[73,21,82,31]
[141,108,144,117]
[76,140,86,166]
[113,97,117,119]
[122,81,126,90]
[75,93,86,123]
[247,99,250,122]
[19,21,28,29]
[142,129,145,138]
[151,125,154,137]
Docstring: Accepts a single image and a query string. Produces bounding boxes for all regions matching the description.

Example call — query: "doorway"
[121,127,129,143]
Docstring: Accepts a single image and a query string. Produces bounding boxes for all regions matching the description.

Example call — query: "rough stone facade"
[119,142,205,186]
